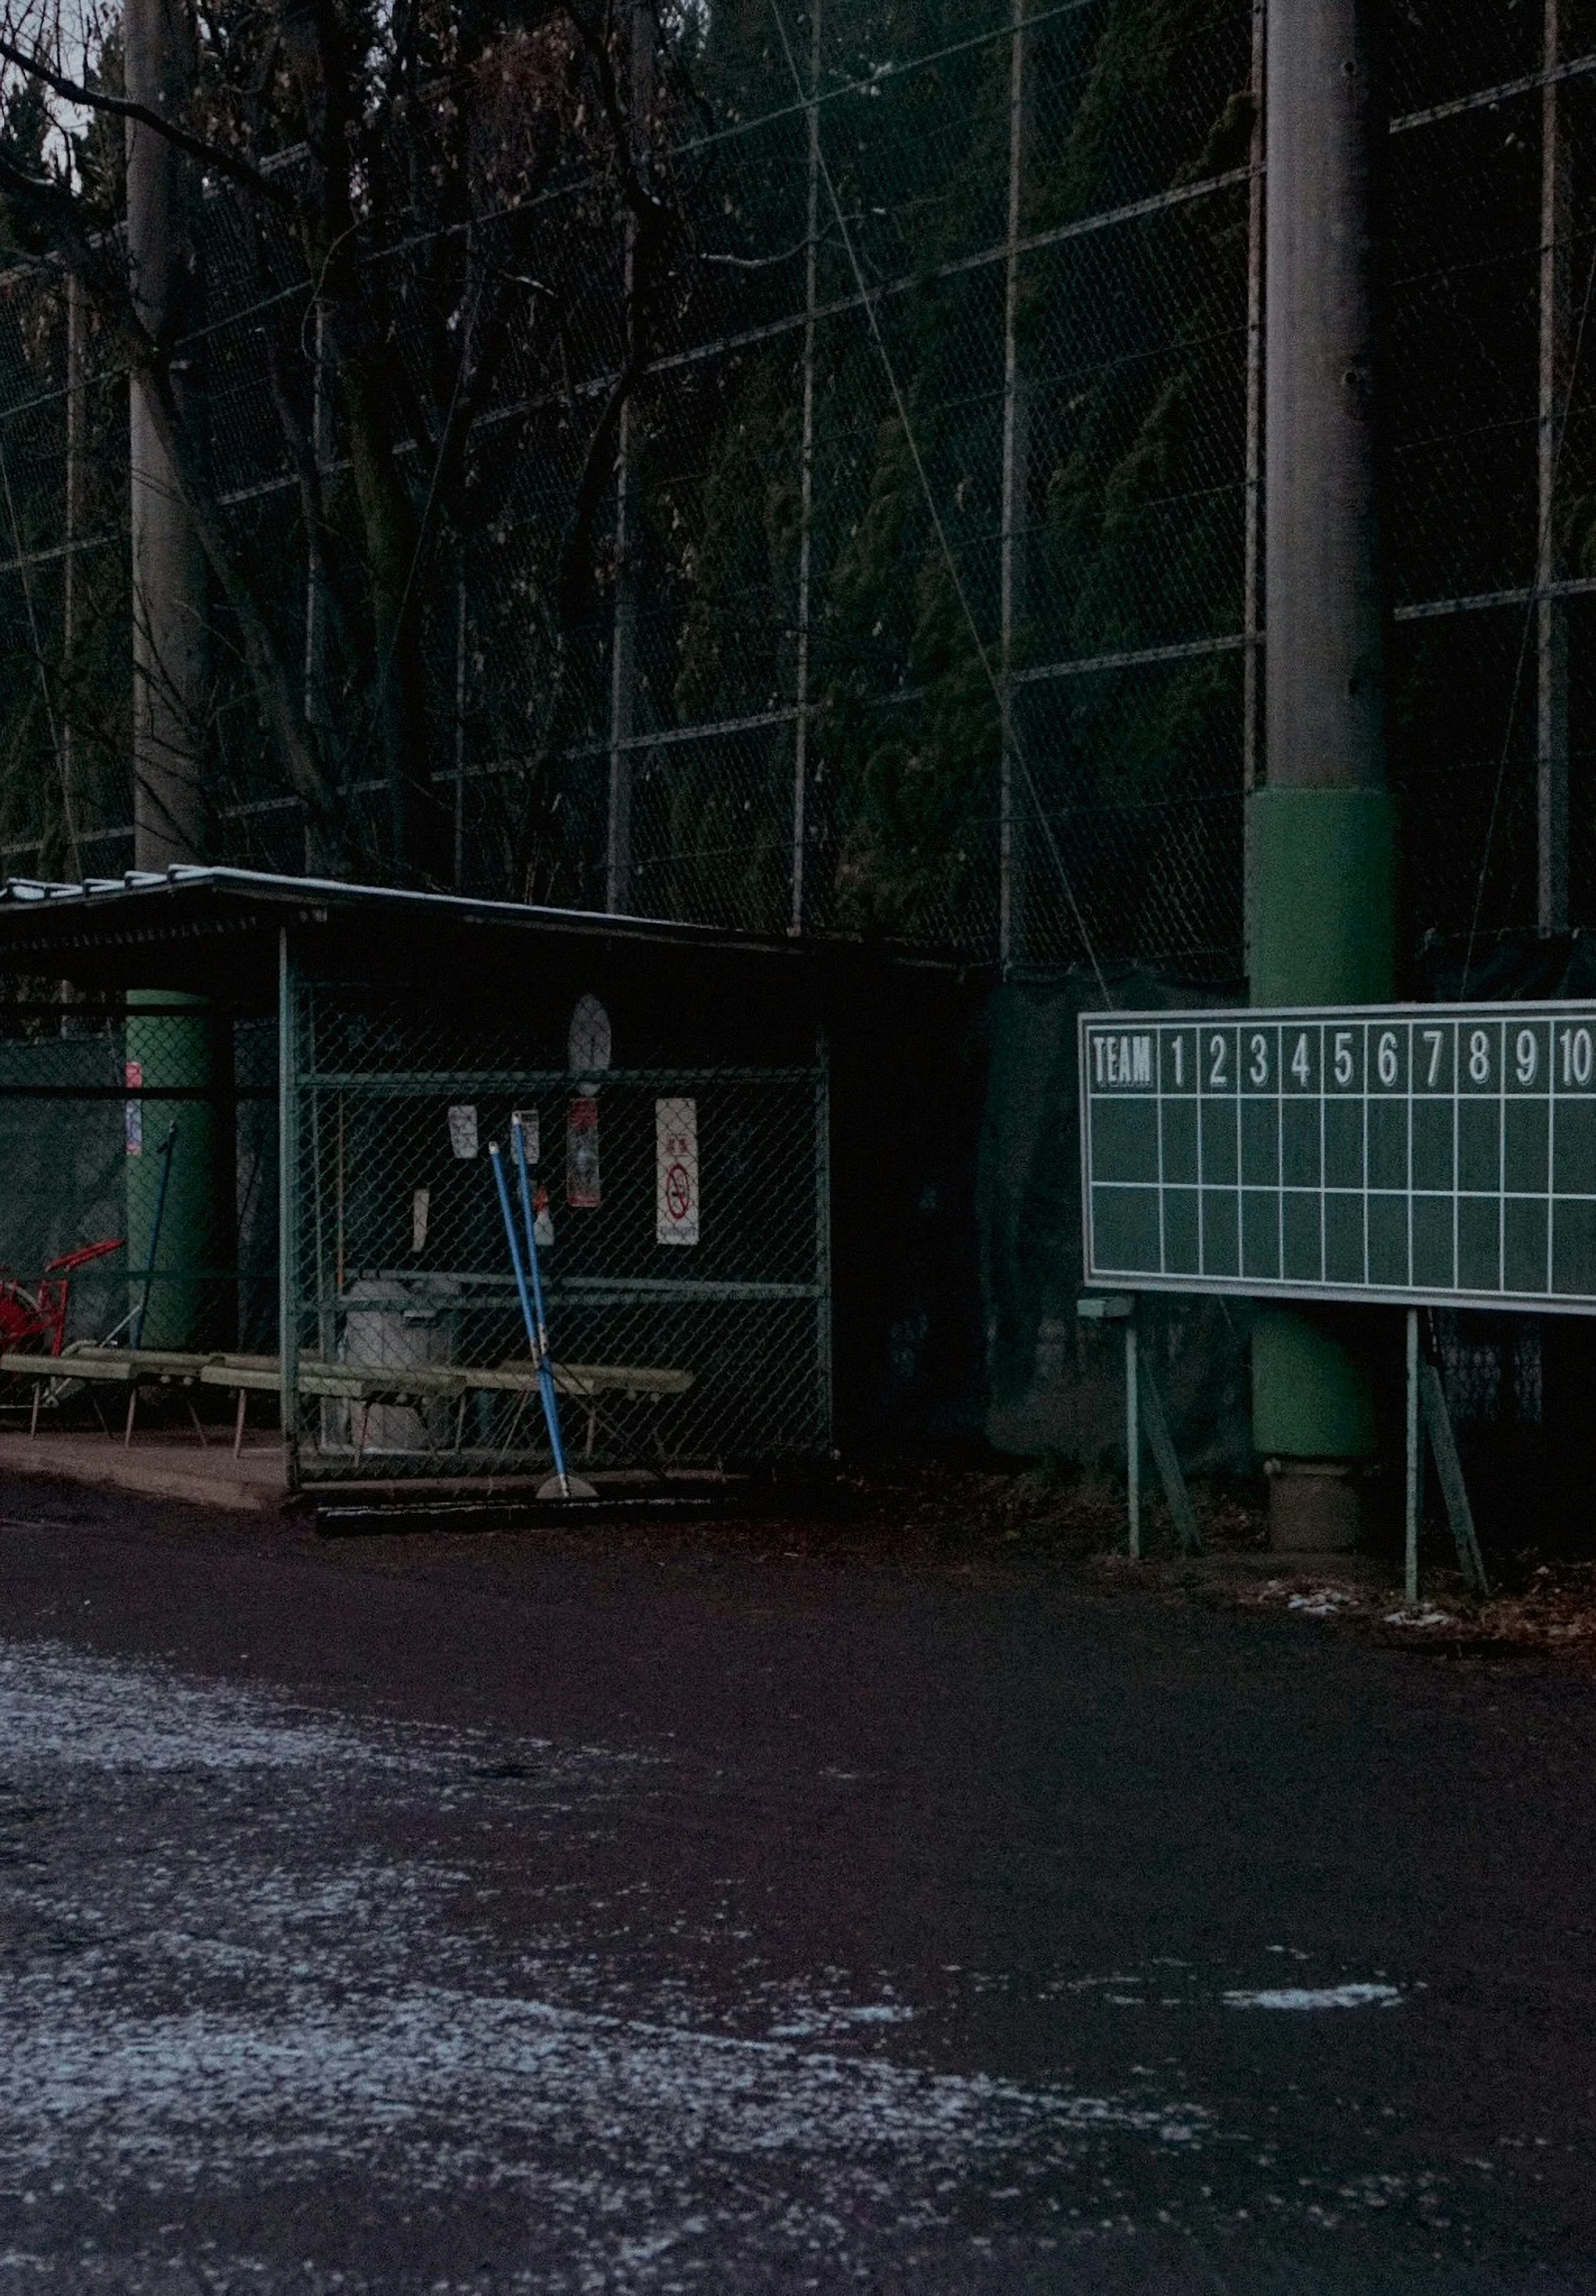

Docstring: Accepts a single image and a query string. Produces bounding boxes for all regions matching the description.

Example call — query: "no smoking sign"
[655,1099,700,1247]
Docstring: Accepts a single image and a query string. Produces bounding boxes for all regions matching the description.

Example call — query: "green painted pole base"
[1249,785,1396,1514]
[1251,1306,1377,1459]
[125,990,226,1352]
[1249,786,1396,1008]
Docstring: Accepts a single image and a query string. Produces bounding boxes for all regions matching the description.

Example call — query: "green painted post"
[1249,789,1395,1542]
[125,988,226,1351]
[1247,790,1396,1011]
[1248,697,1397,1506]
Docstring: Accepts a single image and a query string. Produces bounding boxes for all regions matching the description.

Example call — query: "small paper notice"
[411,1188,430,1252]
[447,1103,479,1159]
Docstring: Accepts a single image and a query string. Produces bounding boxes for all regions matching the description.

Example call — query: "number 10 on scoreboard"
[1080,1003,1596,1313]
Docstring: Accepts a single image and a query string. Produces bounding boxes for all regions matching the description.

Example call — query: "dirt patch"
[1166,1553,1596,1662]
[750,1465,1596,1662]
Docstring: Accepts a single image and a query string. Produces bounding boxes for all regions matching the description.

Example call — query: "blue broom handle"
[510,1115,552,1354]
[511,1115,570,1487]
[489,1144,539,1356]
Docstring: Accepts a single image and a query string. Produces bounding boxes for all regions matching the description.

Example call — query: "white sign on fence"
[655,1098,699,1246]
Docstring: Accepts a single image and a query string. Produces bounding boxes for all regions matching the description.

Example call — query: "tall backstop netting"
[0,4,1588,982]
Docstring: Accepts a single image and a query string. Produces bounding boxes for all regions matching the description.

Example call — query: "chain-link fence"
[0,6,1593,981]
[0,976,831,1475]
[283,977,832,1484]
[0,994,276,1434]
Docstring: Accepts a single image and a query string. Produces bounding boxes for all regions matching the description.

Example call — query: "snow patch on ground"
[1287,1589,1355,1617]
[1224,1984,1401,2012]
[0,1633,1218,2290]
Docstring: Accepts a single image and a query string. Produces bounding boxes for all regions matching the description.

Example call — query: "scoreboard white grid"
[1079,1004,1596,1313]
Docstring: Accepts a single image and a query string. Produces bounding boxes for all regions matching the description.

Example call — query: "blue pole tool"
[511,1112,579,1496]
[489,1139,538,1359]
[490,1135,588,1498]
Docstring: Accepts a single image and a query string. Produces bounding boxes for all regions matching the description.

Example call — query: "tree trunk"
[340,358,439,882]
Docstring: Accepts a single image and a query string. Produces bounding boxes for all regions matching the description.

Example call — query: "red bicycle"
[0,1238,125,1357]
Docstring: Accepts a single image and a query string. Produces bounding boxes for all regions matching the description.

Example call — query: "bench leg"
[188,1397,208,1449]
[29,1380,41,1438]
[124,1387,138,1447]
[233,1387,248,1458]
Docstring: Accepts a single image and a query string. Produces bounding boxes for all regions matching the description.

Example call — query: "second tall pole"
[1250,0,1396,1551]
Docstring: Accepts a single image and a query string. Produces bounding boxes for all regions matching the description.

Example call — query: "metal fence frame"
[279,952,834,1488]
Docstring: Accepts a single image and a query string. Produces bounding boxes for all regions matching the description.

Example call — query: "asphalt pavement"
[2,1479,1594,2293]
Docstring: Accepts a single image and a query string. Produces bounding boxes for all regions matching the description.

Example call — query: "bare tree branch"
[0,35,294,210]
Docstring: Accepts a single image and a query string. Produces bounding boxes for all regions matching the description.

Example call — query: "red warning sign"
[567,1095,601,1208]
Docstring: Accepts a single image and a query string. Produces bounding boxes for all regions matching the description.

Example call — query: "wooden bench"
[1,1346,693,1464]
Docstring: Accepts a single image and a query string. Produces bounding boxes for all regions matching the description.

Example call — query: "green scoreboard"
[1080,1004,1596,1313]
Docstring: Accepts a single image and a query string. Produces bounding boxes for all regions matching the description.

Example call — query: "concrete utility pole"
[1538,0,1571,933]
[125,0,222,1350]
[1250,0,1396,1552]
[606,0,655,917]
[998,0,1029,971]
[127,0,206,868]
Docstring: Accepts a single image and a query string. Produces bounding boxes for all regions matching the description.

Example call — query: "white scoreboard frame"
[1078,1001,1596,1315]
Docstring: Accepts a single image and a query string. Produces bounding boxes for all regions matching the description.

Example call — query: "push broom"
[489,1120,593,1499]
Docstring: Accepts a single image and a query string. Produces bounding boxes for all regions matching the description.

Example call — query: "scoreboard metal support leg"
[1419,1359,1489,1598]
[1125,1318,1140,1560]
[1080,1295,1201,1560]
[1139,1331,1203,1558]
[1403,1311,1489,1601]
[1404,1310,1421,1604]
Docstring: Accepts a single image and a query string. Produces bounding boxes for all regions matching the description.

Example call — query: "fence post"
[1242,0,1265,966]
[61,270,83,876]
[303,303,333,871]
[277,928,300,1491]
[791,0,821,939]
[454,572,468,890]
[998,0,1029,971]
[1538,0,1571,933]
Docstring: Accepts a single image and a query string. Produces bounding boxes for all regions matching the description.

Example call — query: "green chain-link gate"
[282,974,832,1485]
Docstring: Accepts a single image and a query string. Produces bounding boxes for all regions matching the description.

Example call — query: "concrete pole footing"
[1265,1459,1364,1554]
